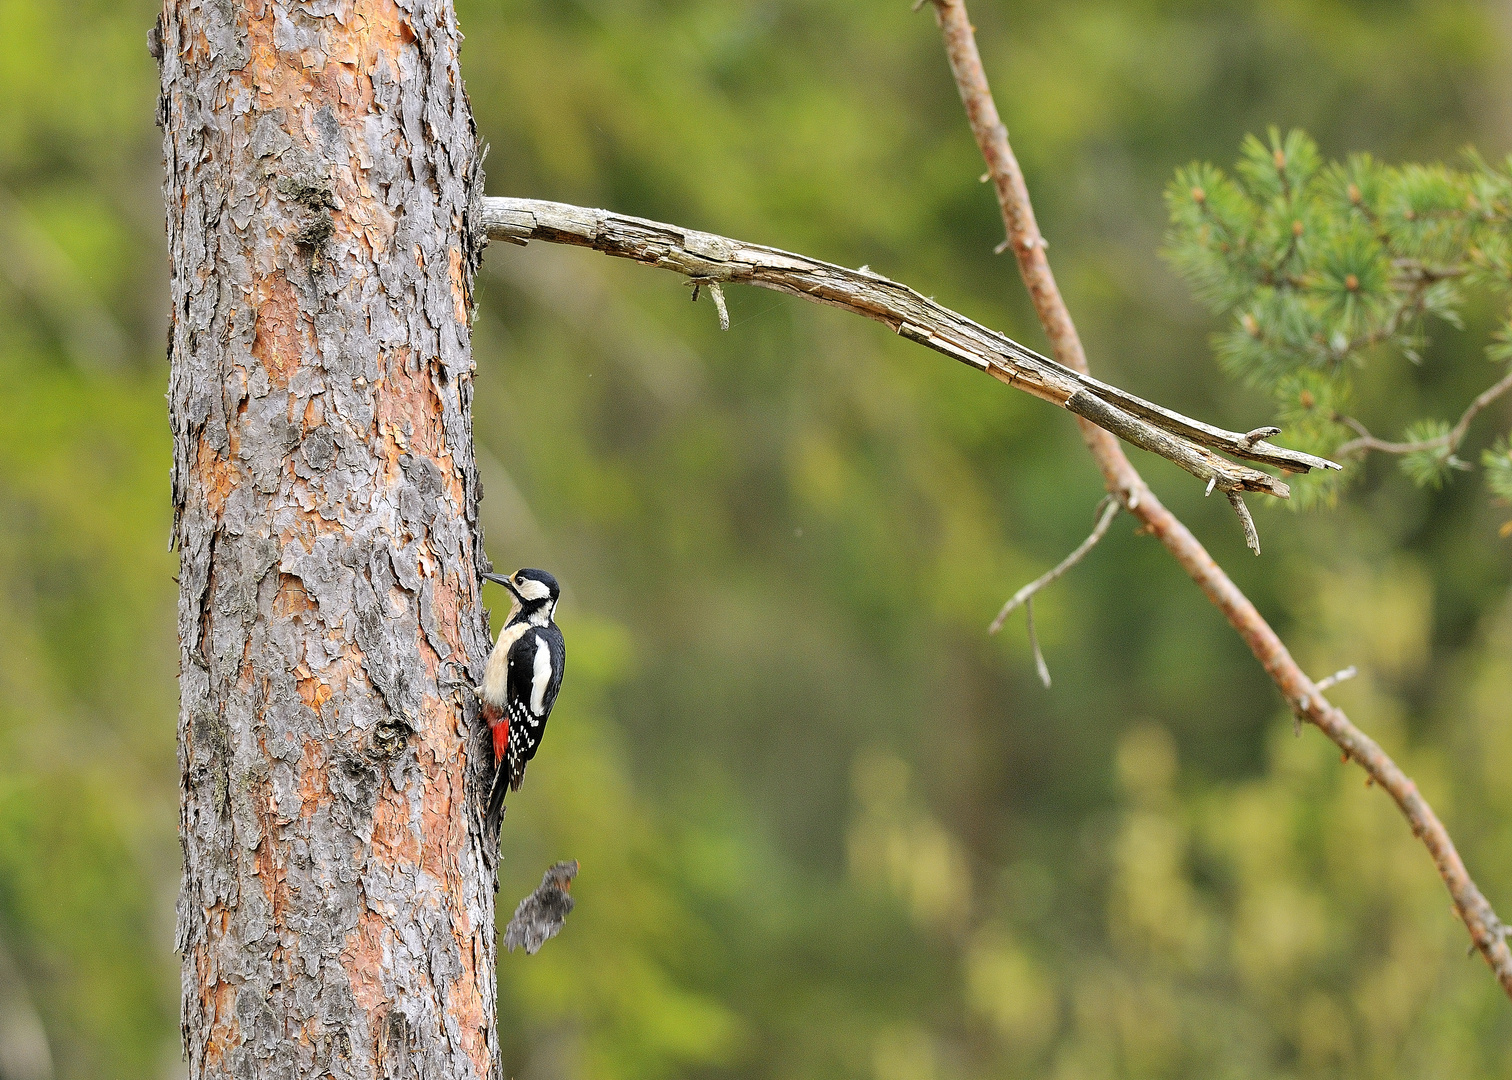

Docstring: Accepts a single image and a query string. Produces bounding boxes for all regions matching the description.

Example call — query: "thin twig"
[990,496,1120,633]
[479,198,1337,498]
[0,924,54,1080]
[1025,597,1051,688]
[925,0,1512,999]
[1335,368,1512,459]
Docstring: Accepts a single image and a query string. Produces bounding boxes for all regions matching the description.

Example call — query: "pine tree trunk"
[157,1,497,1075]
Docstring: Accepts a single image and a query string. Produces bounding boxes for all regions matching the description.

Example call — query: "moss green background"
[2,1,1511,1077]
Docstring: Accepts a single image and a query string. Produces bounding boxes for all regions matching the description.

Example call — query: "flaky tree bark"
[158,1,498,1076]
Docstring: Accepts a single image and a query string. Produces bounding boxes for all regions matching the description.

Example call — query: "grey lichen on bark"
[159,1,498,1076]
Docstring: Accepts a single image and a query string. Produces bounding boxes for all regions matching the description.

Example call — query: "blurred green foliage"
[2,1,1512,1078]
[1165,127,1512,505]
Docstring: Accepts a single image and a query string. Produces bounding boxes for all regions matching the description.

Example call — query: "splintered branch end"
[1226,490,1260,555]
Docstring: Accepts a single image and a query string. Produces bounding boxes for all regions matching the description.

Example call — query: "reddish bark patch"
[274,572,318,620]
[343,905,394,1019]
[196,448,243,525]
[449,246,468,325]
[199,972,239,1076]
[251,271,303,390]
[367,781,422,868]
[374,355,468,512]
[297,739,325,821]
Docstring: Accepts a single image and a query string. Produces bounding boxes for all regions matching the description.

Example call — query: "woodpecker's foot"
[438,661,480,699]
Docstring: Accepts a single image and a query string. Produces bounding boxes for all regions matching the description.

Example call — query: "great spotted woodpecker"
[480,568,565,832]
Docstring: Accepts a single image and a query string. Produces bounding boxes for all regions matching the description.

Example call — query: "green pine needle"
[1165,131,1512,510]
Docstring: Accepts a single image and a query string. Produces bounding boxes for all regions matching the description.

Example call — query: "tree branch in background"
[0,183,128,371]
[1335,367,1512,459]
[0,927,53,1080]
[478,198,1338,509]
[1314,666,1359,694]
[920,0,1512,999]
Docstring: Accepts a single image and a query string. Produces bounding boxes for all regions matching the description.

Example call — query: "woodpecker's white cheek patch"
[530,633,553,716]
[517,578,551,602]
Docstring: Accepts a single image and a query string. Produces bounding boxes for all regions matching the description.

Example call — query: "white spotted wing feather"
[504,624,565,790]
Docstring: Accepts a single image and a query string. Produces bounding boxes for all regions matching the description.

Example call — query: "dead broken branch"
[479,196,1338,510]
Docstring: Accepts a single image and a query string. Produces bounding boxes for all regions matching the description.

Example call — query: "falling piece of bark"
[504,860,579,955]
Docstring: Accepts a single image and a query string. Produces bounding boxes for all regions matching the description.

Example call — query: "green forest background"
[4,1,1512,1077]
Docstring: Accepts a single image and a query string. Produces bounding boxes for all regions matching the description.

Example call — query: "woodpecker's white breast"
[482,621,530,707]
[529,633,553,717]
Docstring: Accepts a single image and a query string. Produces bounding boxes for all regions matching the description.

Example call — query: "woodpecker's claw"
[438,661,479,698]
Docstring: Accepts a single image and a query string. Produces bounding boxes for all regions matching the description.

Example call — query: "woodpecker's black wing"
[503,623,565,790]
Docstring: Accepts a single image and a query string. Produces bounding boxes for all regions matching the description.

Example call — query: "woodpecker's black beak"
[482,571,522,598]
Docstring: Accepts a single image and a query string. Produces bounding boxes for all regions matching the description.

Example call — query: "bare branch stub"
[1315,666,1359,694]
[709,281,730,330]
[478,197,1336,500]
[1025,597,1051,689]
[928,0,1512,998]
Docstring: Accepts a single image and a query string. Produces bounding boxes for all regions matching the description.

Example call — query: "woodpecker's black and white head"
[482,568,560,627]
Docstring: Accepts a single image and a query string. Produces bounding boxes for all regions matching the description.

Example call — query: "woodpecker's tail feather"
[485,764,509,839]
[479,703,510,839]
